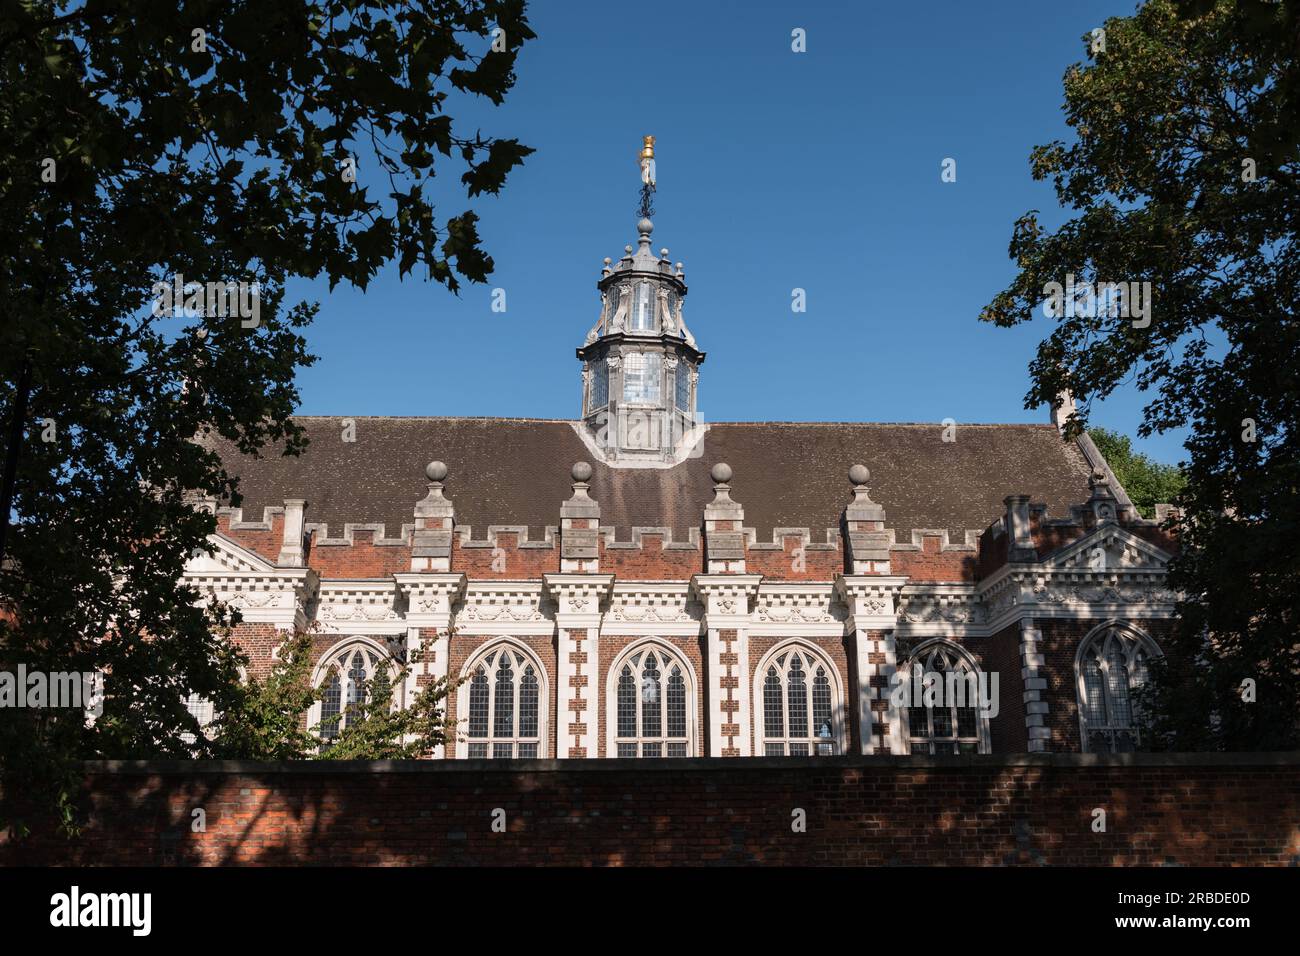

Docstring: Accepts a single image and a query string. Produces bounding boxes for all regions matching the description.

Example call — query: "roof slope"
[207,418,1093,542]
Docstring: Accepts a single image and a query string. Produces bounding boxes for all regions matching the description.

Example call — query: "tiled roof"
[207,418,1093,542]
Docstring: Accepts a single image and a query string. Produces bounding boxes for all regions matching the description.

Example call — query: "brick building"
[186,207,1179,760]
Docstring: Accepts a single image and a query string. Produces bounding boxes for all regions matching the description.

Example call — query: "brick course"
[4,754,1296,866]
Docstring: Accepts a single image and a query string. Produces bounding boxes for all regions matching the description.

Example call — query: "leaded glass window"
[904,642,987,755]
[315,643,384,748]
[591,362,609,410]
[1077,626,1158,754]
[464,645,544,759]
[674,362,690,411]
[612,644,691,757]
[631,281,655,331]
[622,351,662,403]
[760,647,839,756]
[179,693,216,747]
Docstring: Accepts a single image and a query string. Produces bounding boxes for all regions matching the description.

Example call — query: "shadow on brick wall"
[3,754,1299,866]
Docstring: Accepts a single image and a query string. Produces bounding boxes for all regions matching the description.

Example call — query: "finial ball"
[571,461,593,483]
[637,217,654,235]
[425,460,448,482]
[711,462,733,484]
[849,464,870,486]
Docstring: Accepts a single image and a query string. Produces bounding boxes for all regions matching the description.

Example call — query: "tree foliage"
[212,629,459,761]
[1087,427,1186,518]
[0,0,531,833]
[983,0,1299,750]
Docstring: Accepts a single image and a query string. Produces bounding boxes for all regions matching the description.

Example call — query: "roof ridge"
[285,415,1059,428]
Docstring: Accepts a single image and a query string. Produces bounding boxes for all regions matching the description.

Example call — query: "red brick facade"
[193,438,1180,761]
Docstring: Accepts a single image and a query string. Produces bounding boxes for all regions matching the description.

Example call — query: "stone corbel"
[544,573,614,628]
[691,573,762,622]
[394,572,467,629]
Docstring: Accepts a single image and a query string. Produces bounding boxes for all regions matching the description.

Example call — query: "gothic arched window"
[903,641,990,755]
[1076,624,1159,753]
[758,645,841,756]
[462,643,545,759]
[313,640,389,745]
[611,643,693,757]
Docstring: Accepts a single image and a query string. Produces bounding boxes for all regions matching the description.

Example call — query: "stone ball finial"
[603,256,612,266]
[711,462,733,484]
[637,217,654,235]
[571,461,593,483]
[624,244,633,254]
[660,247,669,258]
[849,464,870,486]
[425,460,448,482]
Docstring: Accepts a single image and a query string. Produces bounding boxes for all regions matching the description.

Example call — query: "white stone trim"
[751,581,846,637]
[604,581,700,635]
[315,579,406,634]
[1019,619,1051,753]
[454,580,552,635]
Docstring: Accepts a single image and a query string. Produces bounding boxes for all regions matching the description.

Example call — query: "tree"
[309,636,458,760]
[0,0,532,833]
[210,629,321,762]
[212,628,459,761]
[981,0,1299,750]
[1087,427,1186,518]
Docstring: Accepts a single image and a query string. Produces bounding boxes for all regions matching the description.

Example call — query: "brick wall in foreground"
[3,753,1298,867]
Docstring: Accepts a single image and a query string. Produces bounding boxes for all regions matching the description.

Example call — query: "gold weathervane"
[637,135,656,218]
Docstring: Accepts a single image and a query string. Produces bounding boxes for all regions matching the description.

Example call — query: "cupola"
[576,137,705,466]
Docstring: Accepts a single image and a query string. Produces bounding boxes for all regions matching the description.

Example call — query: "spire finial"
[638,135,656,220]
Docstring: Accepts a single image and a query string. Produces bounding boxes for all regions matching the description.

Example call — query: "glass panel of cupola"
[623,352,661,403]
[632,281,654,330]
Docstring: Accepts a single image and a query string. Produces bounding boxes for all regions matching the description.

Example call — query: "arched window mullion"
[905,643,988,756]
[760,646,840,757]
[1077,626,1157,754]
[612,643,693,758]
[464,643,547,759]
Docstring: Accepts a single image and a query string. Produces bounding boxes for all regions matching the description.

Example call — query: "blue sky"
[289,0,1187,465]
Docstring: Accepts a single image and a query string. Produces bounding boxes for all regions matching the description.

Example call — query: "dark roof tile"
[207,418,1093,543]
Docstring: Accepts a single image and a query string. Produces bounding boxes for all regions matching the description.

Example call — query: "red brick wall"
[984,625,1027,753]
[217,514,282,564]
[745,539,843,581]
[892,535,977,583]
[309,533,409,577]
[230,622,283,679]
[6,755,1296,866]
